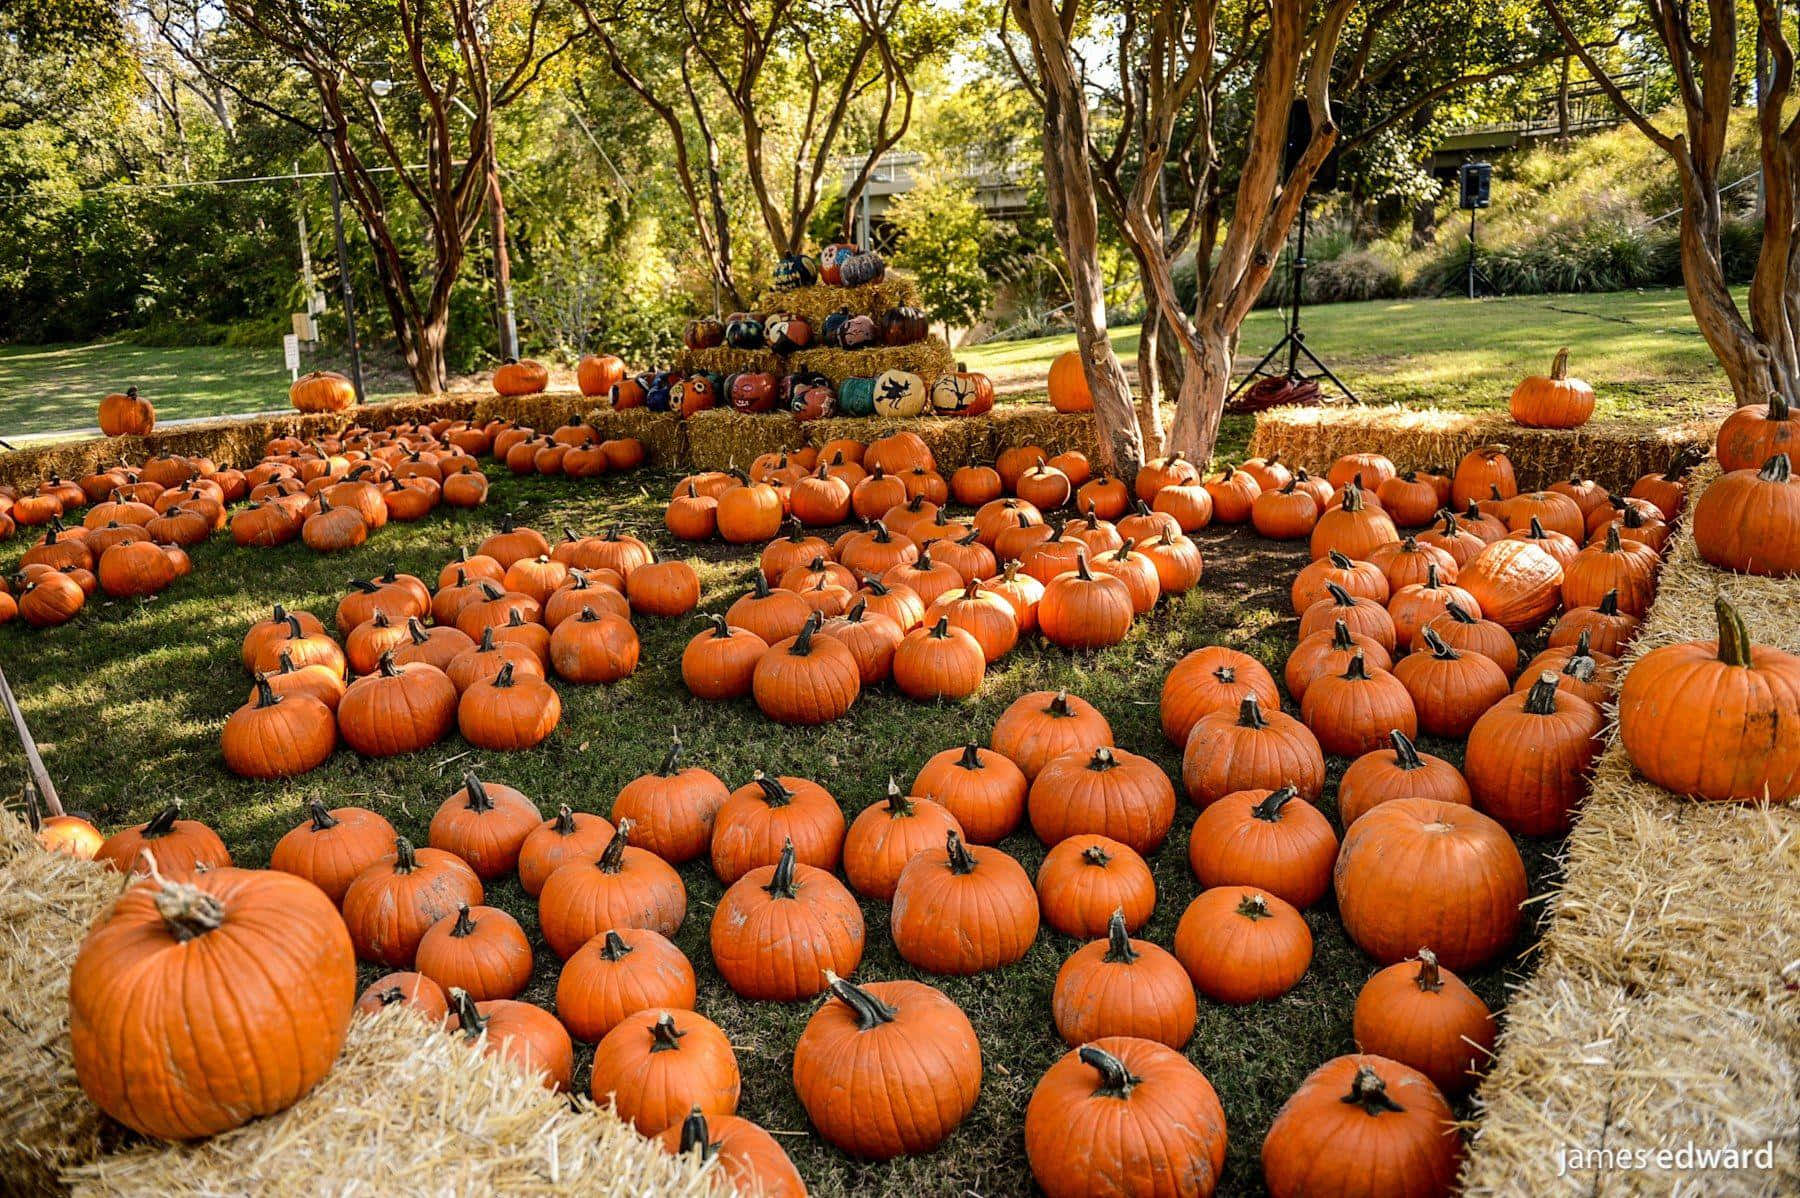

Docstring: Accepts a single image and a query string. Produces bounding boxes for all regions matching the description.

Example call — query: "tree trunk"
[1165,328,1233,465]
[1135,310,1167,459]
[1678,177,1781,407]
[1556,55,1571,140]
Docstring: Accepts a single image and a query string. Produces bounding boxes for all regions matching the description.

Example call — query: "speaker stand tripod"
[1227,198,1358,404]
[1465,206,1497,299]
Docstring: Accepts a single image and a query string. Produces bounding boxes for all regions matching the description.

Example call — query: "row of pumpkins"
[682,304,928,355]
[52,666,1507,1198]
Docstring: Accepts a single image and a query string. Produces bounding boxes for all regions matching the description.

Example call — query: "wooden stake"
[0,664,62,817]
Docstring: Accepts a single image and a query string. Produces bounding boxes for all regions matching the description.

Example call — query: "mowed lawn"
[2,467,1571,1195]
[1,286,1733,441]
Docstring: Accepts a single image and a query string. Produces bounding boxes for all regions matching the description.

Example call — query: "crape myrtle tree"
[150,0,585,393]
[1004,0,1582,474]
[574,0,968,310]
[1549,0,1800,408]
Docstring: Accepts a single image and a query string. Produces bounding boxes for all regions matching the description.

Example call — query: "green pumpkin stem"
[1079,1045,1142,1098]
[598,821,632,872]
[1102,910,1138,963]
[824,970,898,1029]
[1523,671,1562,715]
[1343,1065,1406,1115]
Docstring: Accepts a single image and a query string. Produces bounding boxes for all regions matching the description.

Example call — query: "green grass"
[0,342,410,441]
[2,468,1567,1195]
[965,286,1736,421]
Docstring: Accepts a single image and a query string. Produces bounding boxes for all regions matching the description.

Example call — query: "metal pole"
[1467,206,1478,301]
[326,159,366,401]
[1287,199,1309,378]
[0,665,63,817]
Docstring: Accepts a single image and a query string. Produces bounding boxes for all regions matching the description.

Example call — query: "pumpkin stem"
[677,1108,719,1163]
[492,662,518,687]
[1237,893,1274,920]
[752,772,794,807]
[1341,487,1364,512]
[1086,746,1119,772]
[927,615,953,639]
[1420,626,1457,659]
[764,839,800,898]
[1342,1065,1406,1116]
[1325,582,1355,607]
[477,627,498,651]
[1443,600,1476,625]
[141,801,182,838]
[1342,650,1371,681]
[1046,689,1076,717]
[600,930,633,961]
[1549,346,1570,380]
[552,804,578,835]
[1604,524,1622,553]
[449,987,486,1039]
[392,837,420,873]
[148,868,225,944]
[463,770,494,812]
[285,613,307,639]
[1237,693,1268,729]
[1101,910,1139,963]
[750,571,773,598]
[1328,619,1356,651]
[1715,596,1755,668]
[306,800,339,832]
[1079,1045,1143,1098]
[1080,842,1113,869]
[348,577,382,594]
[883,778,916,817]
[1572,628,1592,658]
[371,984,406,1006]
[1251,786,1299,821]
[647,1012,689,1052]
[252,675,282,708]
[1595,589,1620,616]
[657,728,685,775]
[787,618,819,656]
[598,821,632,872]
[1414,948,1445,992]
[449,904,477,938]
[944,829,978,875]
[376,651,403,678]
[1327,549,1354,570]
[1523,672,1562,715]
[406,616,431,645]
[823,970,899,1028]
[956,742,984,770]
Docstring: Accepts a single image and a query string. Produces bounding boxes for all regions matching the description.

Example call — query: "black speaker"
[1458,161,1492,210]
[1283,99,1341,193]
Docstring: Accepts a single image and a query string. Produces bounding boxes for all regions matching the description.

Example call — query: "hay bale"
[989,408,1104,462]
[0,810,126,1194]
[755,274,921,323]
[673,346,786,378]
[579,407,686,467]
[800,414,989,471]
[1247,404,1713,491]
[686,409,805,471]
[1462,461,1800,1195]
[789,336,955,388]
[65,1006,718,1197]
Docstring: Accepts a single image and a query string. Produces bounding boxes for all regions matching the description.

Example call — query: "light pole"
[320,138,367,401]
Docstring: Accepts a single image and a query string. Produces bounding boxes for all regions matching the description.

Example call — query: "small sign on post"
[283,333,301,380]
[291,311,318,343]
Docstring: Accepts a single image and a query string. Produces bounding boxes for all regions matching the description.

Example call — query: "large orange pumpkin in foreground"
[69,866,355,1139]
[1262,1054,1462,1198]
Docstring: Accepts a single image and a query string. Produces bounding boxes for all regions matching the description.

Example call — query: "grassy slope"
[967,286,1733,419]
[1,286,1731,441]
[3,469,1564,1195]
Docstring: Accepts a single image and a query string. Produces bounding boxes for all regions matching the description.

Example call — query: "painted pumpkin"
[684,318,724,350]
[773,252,820,290]
[765,314,812,354]
[838,377,878,417]
[728,372,779,413]
[930,366,995,416]
[871,369,928,418]
[837,314,878,350]
[881,305,928,346]
[819,242,860,286]
[672,374,720,418]
[790,379,837,422]
[839,251,887,287]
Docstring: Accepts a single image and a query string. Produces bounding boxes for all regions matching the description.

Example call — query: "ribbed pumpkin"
[516,806,616,897]
[94,801,232,879]
[710,772,845,884]
[1368,536,1457,593]
[1393,628,1512,739]
[1188,786,1337,908]
[69,866,355,1139]
[338,655,457,756]
[1386,563,1480,651]
[415,904,532,1002]
[753,617,862,725]
[1464,672,1604,837]
[427,770,541,881]
[657,1109,806,1198]
[1038,556,1135,649]
[1173,885,1312,1003]
[1451,444,1516,507]
[538,822,686,958]
[1456,537,1564,631]
[555,928,696,1043]
[1309,489,1399,562]
[1338,731,1472,827]
[1562,524,1659,615]
[458,661,561,750]
[1051,914,1196,1049]
[590,1008,739,1135]
[1334,798,1525,970]
[990,689,1114,780]
[355,971,449,1021]
[1262,1055,1462,1198]
[1024,1039,1228,1198]
[681,615,766,699]
[891,831,1039,974]
[340,838,484,967]
[1510,346,1594,428]
[1160,645,1281,745]
[1515,635,1617,707]
[269,802,396,904]
[1301,652,1418,757]
[792,974,981,1159]
[222,677,337,779]
[1034,833,1155,938]
[1182,694,1326,807]
[1423,599,1520,681]
[1550,589,1641,657]
[911,743,1029,844]
[1299,582,1398,653]
[709,840,865,1000]
[1285,619,1394,703]
[891,616,986,700]
[1027,745,1176,854]
[1353,949,1496,1096]
[1617,596,1800,801]
[448,988,574,1090]
[843,782,963,902]
[611,731,731,864]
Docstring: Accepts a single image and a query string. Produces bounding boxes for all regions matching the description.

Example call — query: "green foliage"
[888,172,995,328]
